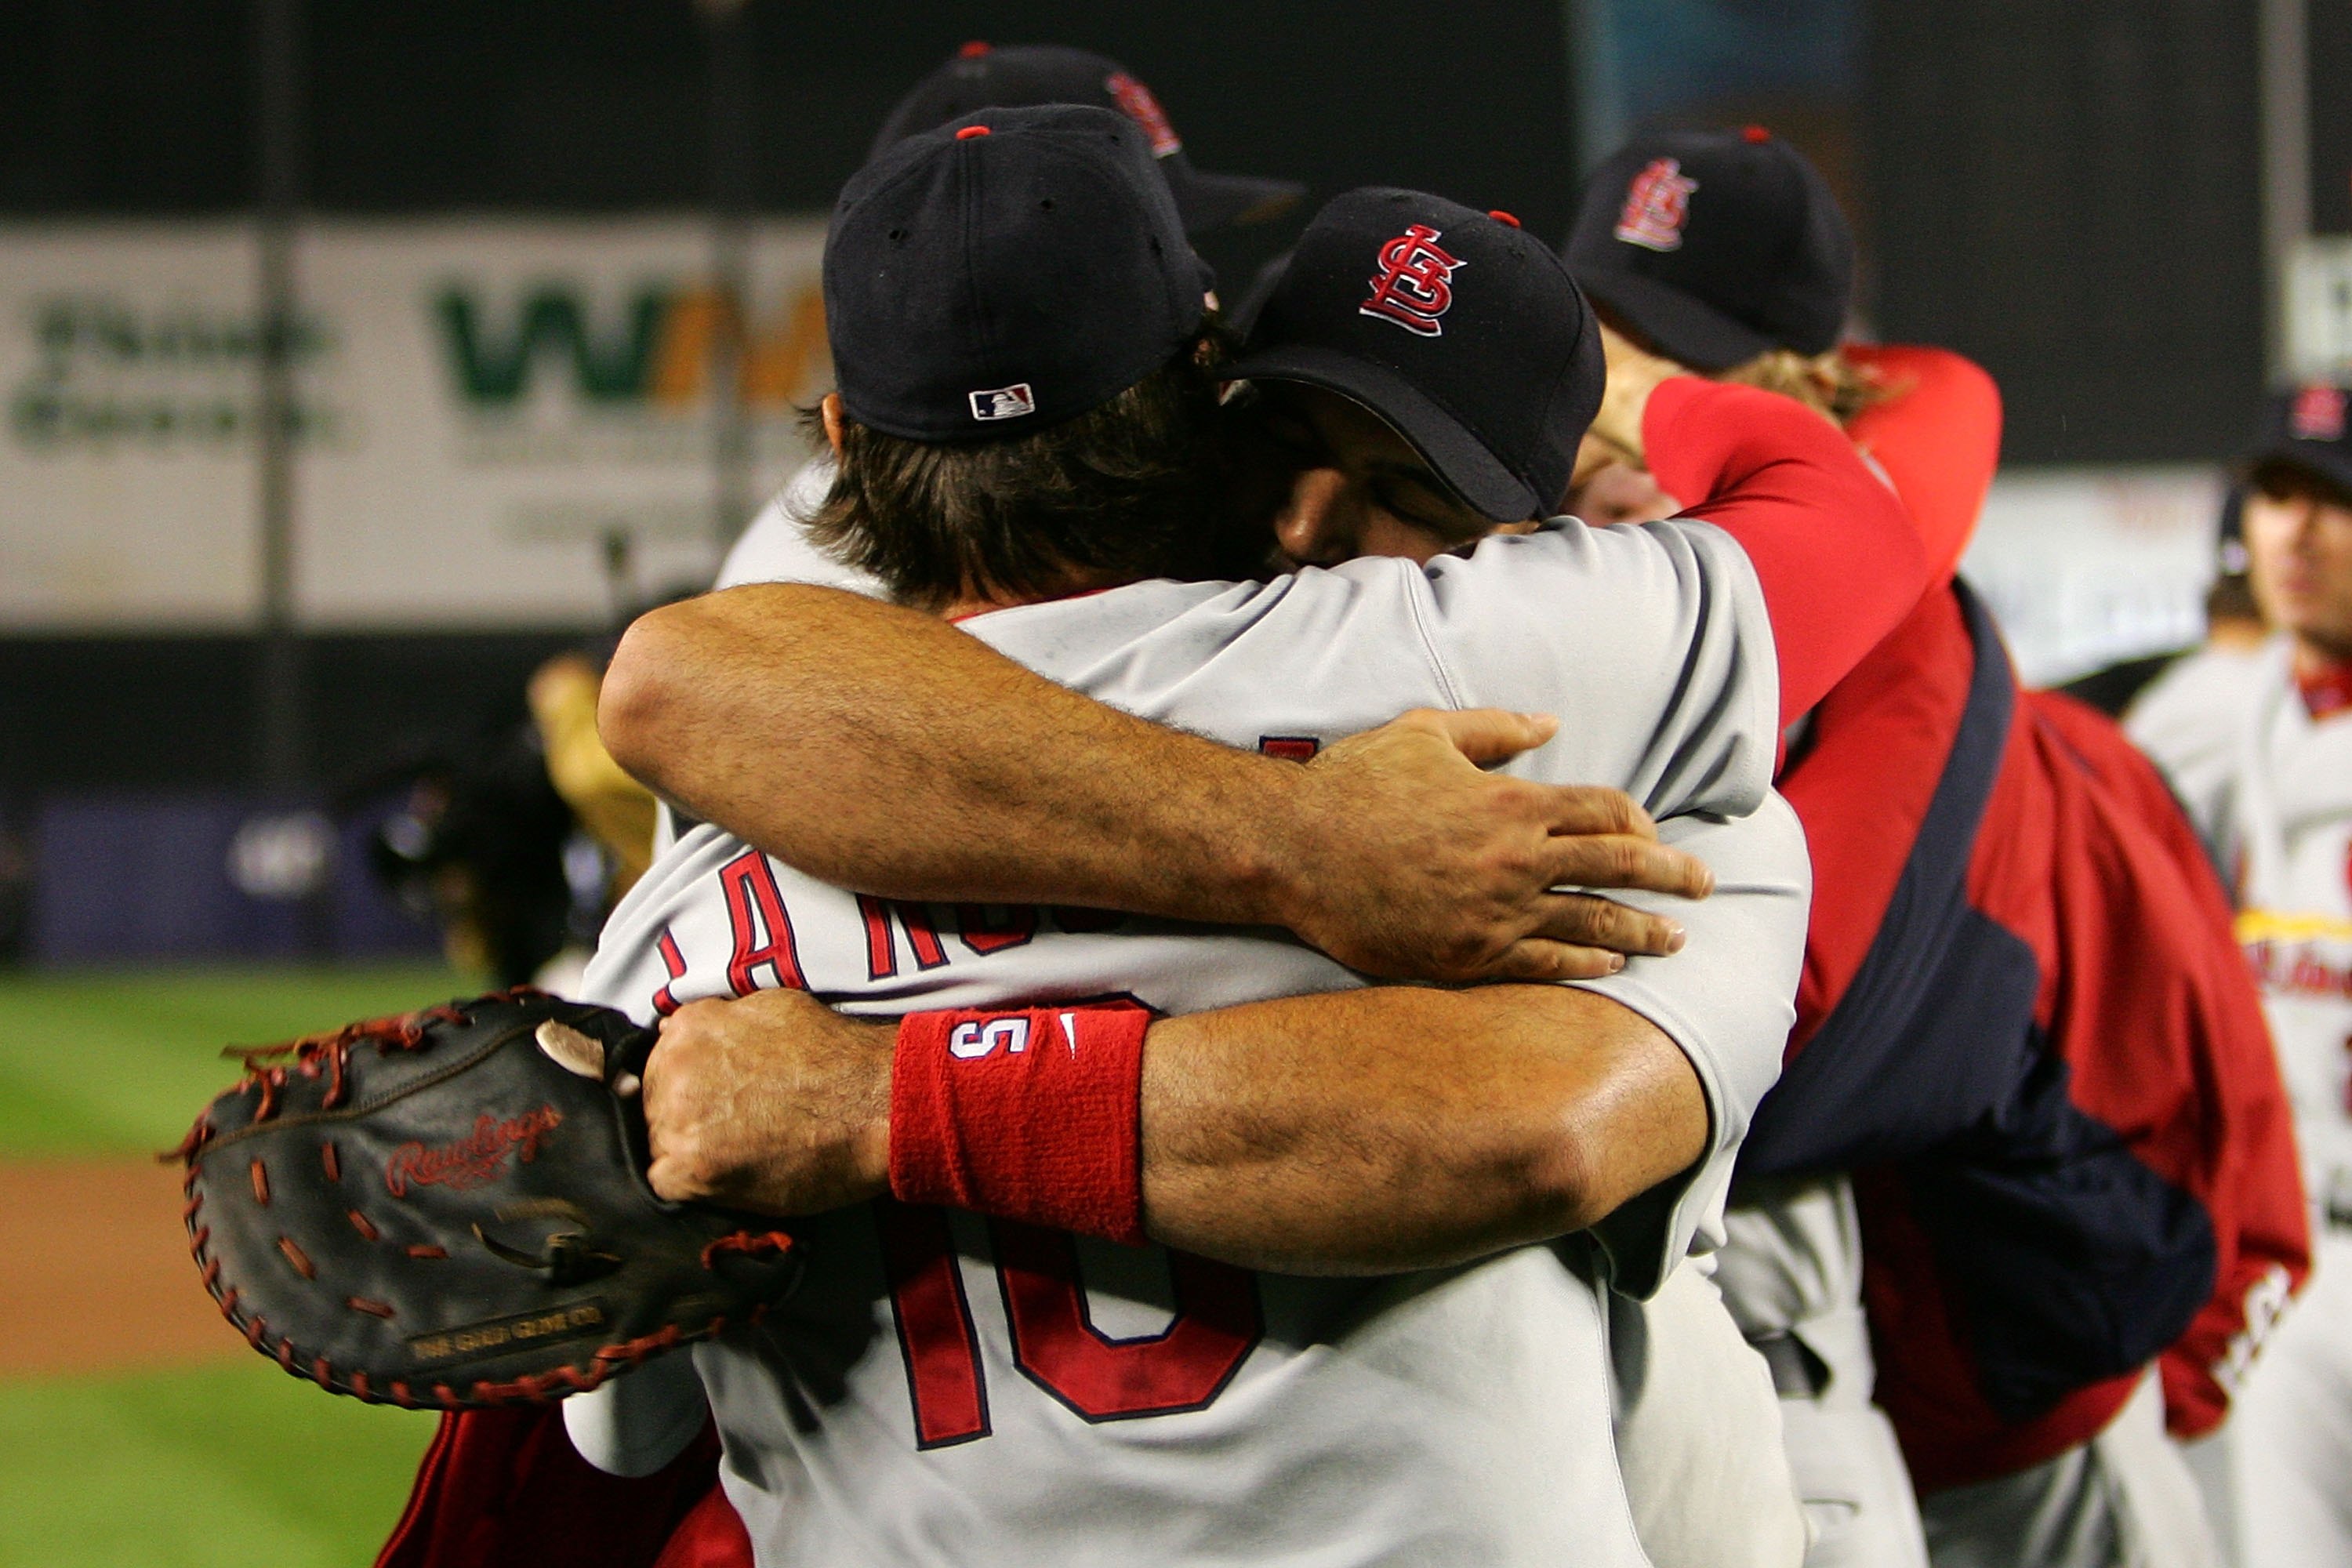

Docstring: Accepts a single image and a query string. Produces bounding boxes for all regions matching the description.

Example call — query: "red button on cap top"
[1486,209,1521,228]
[956,125,991,140]
[1742,125,1771,143]
[959,41,992,57]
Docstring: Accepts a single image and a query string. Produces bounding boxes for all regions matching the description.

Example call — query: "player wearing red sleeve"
[557,158,1978,1568]
[586,126,2290,1568]
[1566,127,2299,1568]
[552,154,1936,1568]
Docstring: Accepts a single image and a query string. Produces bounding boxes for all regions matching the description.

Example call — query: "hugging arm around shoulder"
[1641,376,1934,723]
[597,377,1893,953]
[1133,798,1809,1290]
[601,585,1708,984]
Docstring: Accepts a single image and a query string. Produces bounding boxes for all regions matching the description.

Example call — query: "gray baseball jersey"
[2138,637,2352,1214]
[714,456,872,593]
[2135,636,2352,1568]
[2122,643,2270,880]
[577,521,1810,1566]
[2227,641,2352,1219]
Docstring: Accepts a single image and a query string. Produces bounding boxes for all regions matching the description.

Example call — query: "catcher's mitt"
[169,988,803,1408]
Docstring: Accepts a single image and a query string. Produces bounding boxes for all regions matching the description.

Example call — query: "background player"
[2131,389,2352,1568]
[1563,128,2299,1568]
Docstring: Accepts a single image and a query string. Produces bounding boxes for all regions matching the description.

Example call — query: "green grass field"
[0,964,467,1568]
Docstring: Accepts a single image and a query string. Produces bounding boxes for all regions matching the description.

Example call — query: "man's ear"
[821,392,847,456]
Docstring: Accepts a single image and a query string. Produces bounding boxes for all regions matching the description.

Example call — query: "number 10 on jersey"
[876,1201,1264,1446]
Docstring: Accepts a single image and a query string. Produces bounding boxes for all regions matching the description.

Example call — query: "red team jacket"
[376,1403,741,1568]
[377,347,2304,1562]
[1738,348,2308,1490]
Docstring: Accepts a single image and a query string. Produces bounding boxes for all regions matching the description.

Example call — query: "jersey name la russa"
[582,520,1809,1567]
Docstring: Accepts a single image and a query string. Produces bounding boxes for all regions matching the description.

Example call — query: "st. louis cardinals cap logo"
[1104,71,1183,158]
[2292,383,2348,442]
[1359,224,1466,338]
[1613,158,1700,252]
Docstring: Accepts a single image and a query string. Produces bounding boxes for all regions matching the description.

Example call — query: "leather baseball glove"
[169,988,803,1408]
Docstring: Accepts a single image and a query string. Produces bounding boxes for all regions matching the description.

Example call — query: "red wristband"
[889,1002,1152,1245]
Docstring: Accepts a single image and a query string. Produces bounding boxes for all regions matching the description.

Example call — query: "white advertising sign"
[2287,236,2352,383]
[1,217,831,630]
[2,220,2230,673]
[1960,466,2225,687]
[1,223,262,627]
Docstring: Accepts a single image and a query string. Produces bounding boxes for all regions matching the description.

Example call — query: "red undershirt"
[2296,651,2352,720]
[1642,375,1940,725]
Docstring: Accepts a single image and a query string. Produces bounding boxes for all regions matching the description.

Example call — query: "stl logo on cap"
[969,383,1037,422]
[2292,383,2348,442]
[1613,158,1700,252]
[1104,72,1183,158]
[1359,224,1466,338]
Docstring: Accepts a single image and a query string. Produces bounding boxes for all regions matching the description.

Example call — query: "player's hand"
[637,990,895,1214]
[1266,708,1713,985]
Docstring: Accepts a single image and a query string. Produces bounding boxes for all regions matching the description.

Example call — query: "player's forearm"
[602,583,1298,922]
[648,983,1706,1272]
[606,585,1710,985]
[1643,377,1931,722]
[1136,985,1706,1275]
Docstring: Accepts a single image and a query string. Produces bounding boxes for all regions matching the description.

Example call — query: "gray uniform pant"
[1716,1175,1930,1568]
[1611,1254,1809,1568]
[2202,1227,2352,1568]
[1918,1369,2221,1568]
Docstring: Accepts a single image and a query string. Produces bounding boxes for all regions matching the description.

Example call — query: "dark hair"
[2249,456,2352,514]
[804,340,1266,608]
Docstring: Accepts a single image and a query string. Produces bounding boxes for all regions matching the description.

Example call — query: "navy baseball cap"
[1566,127,1853,370]
[869,42,1304,235]
[1227,189,1603,523]
[2248,383,2352,498]
[825,104,1207,443]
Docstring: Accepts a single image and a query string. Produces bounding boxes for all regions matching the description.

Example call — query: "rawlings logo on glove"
[385,1106,564,1196]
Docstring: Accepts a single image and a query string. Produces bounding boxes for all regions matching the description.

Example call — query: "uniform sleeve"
[1414,518,1781,824]
[1573,800,1813,1297]
[1409,524,1809,1292]
[2124,648,2270,883]
[1843,344,2004,588]
[1642,377,1932,724]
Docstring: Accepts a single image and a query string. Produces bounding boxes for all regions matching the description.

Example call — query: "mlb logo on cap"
[970,383,1037,422]
[824,104,1207,442]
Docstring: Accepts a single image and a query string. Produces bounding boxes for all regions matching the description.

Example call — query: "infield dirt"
[0,1159,242,1377]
